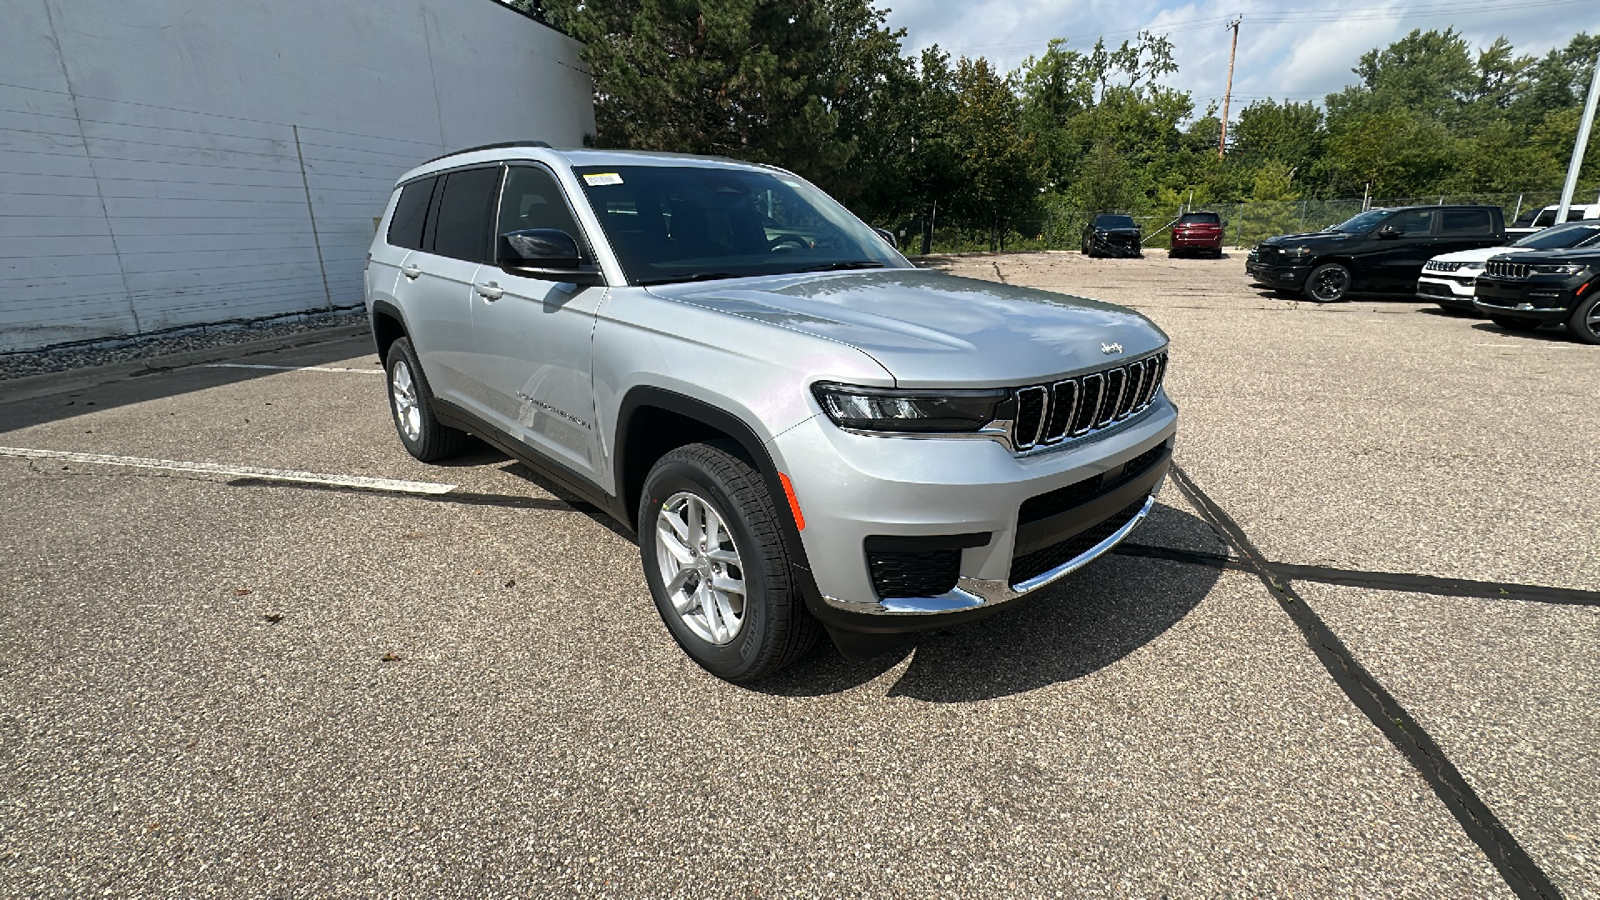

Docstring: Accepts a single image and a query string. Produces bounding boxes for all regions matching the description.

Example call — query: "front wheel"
[638,442,819,682]
[1304,263,1352,302]
[1564,293,1600,344]
[1489,315,1542,333]
[385,337,465,462]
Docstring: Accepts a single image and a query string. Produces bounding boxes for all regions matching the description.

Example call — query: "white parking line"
[0,447,456,494]
[203,363,383,374]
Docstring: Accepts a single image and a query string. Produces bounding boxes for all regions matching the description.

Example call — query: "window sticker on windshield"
[583,173,623,186]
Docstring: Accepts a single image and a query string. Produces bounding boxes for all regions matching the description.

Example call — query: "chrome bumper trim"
[823,490,1158,615]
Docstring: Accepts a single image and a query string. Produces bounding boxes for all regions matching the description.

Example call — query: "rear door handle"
[474,281,503,301]
[401,264,422,280]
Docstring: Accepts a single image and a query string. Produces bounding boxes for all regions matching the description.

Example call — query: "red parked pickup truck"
[1171,212,1224,258]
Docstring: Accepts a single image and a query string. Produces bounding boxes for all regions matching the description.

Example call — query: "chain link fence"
[880,187,1600,255]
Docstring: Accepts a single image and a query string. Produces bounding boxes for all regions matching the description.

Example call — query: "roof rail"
[421,141,553,165]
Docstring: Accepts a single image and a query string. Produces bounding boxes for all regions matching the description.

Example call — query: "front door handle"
[401,264,422,280]
[475,281,503,301]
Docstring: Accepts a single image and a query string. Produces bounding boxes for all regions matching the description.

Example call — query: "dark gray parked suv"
[365,143,1178,681]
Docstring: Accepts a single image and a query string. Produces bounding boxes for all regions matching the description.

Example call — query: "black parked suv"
[1082,214,1142,258]
[1247,205,1505,302]
[1473,246,1600,343]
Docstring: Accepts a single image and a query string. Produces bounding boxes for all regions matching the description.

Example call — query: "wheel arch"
[369,299,409,363]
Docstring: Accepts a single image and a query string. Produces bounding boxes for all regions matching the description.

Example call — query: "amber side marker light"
[778,473,805,531]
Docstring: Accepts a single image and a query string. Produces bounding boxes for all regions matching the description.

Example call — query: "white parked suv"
[364,142,1177,681]
[1420,220,1600,313]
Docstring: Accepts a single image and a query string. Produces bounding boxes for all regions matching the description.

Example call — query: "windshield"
[1178,212,1220,225]
[572,165,902,285]
[1094,215,1137,229]
[1512,221,1600,249]
[1329,209,1391,234]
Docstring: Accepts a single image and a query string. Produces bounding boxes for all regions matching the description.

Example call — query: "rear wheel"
[1488,315,1542,333]
[1564,293,1600,344]
[1304,263,1352,302]
[385,337,465,462]
[638,442,819,682]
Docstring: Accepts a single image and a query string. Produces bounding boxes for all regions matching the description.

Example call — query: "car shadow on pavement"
[1467,321,1578,344]
[753,501,1224,701]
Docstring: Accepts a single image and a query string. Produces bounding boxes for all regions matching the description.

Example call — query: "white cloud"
[876,0,1594,114]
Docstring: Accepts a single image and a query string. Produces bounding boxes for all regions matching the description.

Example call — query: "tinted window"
[1332,209,1390,233]
[1094,215,1137,229]
[387,177,435,250]
[498,166,587,256]
[1178,212,1220,225]
[431,167,501,262]
[1385,209,1435,235]
[1438,209,1491,236]
[574,165,900,285]
[1532,208,1557,227]
[1566,208,1592,223]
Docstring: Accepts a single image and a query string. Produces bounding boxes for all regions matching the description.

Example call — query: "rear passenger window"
[1439,209,1492,236]
[430,167,501,263]
[498,166,589,257]
[387,177,435,250]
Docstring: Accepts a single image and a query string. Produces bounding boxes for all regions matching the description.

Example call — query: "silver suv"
[365,143,1178,681]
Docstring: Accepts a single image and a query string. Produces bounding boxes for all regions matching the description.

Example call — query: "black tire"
[638,442,819,682]
[1488,315,1542,333]
[1304,262,1352,302]
[384,337,465,462]
[1564,293,1600,344]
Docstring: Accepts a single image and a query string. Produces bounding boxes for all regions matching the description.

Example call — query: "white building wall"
[1,0,594,352]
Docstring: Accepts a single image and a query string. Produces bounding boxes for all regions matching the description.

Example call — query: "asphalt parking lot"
[2,251,1596,897]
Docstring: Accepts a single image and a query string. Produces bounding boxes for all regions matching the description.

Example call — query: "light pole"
[1555,54,1600,225]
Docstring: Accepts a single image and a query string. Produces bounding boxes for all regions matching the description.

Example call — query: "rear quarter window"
[1439,209,1492,236]
[387,177,436,250]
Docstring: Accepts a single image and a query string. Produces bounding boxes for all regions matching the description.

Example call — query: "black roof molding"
[422,141,553,165]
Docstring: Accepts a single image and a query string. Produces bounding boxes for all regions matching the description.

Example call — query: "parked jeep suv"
[366,143,1177,681]
[1420,220,1600,314]
[1473,245,1600,343]
[1247,205,1505,302]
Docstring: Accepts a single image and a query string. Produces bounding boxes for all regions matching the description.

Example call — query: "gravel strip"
[0,309,368,382]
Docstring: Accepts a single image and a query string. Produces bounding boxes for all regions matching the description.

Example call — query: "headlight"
[812,383,1008,433]
[1529,264,1589,276]
[1286,246,1312,258]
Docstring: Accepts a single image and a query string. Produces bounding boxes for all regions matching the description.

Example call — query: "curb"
[0,324,373,406]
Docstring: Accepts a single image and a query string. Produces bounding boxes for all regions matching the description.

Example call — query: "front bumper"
[1089,235,1142,257]
[770,396,1179,635]
[1474,276,1582,321]
[1417,273,1478,309]
[1246,259,1309,289]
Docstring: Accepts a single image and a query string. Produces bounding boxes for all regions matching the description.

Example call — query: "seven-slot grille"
[1009,351,1168,451]
[1485,260,1529,279]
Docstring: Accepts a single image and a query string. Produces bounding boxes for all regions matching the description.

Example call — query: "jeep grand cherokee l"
[1420,220,1600,314]
[366,143,1177,681]
[1474,245,1600,343]
[1247,205,1505,302]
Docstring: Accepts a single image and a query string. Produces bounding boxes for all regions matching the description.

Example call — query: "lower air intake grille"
[1008,500,1146,586]
[867,548,962,599]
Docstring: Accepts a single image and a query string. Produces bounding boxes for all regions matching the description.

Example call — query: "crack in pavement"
[1167,463,1566,900]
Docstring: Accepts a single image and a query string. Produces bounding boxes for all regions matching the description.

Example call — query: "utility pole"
[1556,53,1600,224]
[1218,16,1242,159]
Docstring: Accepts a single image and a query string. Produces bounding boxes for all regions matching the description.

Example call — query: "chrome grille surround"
[1485,260,1529,279]
[1009,351,1169,453]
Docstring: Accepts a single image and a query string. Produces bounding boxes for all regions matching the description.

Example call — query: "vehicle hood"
[1260,231,1353,247]
[644,268,1168,388]
[1431,246,1520,264]
[1091,227,1141,235]
[1492,247,1600,265]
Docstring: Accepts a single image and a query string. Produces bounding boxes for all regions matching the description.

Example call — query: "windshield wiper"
[637,272,742,286]
[797,261,886,272]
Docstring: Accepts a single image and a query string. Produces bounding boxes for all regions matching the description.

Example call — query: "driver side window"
[499,166,590,259]
[1385,210,1434,235]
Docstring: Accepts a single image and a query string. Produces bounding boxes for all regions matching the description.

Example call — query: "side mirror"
[1376,225,1400,239]
[872,227,899,250]
[498,229,603,285]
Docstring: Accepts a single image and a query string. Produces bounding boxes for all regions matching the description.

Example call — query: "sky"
[877,0,1599,114]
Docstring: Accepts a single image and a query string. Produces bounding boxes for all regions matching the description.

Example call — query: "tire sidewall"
[639,458,774,679]
[385,338,441,458]
[1566,293,1600,344]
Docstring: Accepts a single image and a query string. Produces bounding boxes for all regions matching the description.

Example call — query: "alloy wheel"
[1311,267,1349,301]
[654,491,747,645]
[390,359,422,442]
